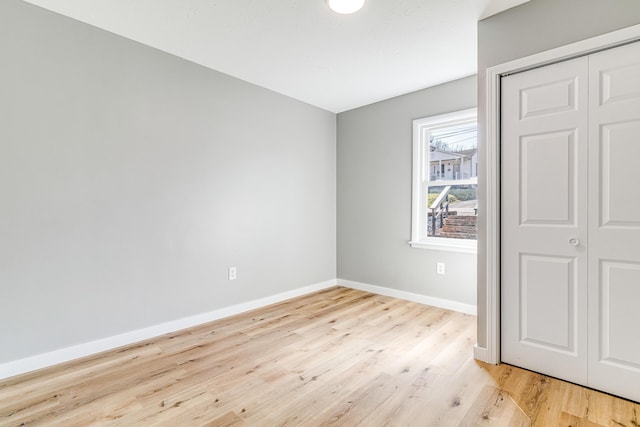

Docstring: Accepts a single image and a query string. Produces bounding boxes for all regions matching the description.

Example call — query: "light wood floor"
[1,287,638,426]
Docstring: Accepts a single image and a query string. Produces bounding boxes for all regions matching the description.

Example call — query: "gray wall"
[337,76,477,306]
[476,0,640,348]
[0,0,336,363]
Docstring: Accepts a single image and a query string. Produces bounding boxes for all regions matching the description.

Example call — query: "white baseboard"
[0,280,337,381]
[1,279,478,380]
[337,279,477,315]
[473,344,489,363]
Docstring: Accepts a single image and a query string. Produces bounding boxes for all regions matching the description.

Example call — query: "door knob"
[569,238,580,246]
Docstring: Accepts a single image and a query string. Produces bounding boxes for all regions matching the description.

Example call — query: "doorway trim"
[481,23,640,365]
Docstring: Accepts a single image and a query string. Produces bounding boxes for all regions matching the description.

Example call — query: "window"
[411,108,477,253]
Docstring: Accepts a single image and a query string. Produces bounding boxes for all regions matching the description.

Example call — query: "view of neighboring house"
[429,122,478,182]
[429,147,477,181]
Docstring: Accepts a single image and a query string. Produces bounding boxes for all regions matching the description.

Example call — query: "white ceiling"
[23,0,529,113]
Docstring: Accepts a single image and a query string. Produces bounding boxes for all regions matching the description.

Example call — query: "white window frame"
[410,108,477,253]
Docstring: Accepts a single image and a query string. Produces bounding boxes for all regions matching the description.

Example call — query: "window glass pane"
[427,122,477,240]
[429,124,477,182]
[427,184,477,239]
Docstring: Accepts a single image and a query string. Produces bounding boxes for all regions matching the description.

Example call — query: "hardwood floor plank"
[459,385,530,426]
[203,411,249,427]
[1,287,638,426]
[557,412,604,427]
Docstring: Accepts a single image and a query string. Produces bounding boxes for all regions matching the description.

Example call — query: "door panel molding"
[600,120,640,227]
[520,78,579,119]
[519,253,577,353]
[599,260,640,370]
[519,129,577,226]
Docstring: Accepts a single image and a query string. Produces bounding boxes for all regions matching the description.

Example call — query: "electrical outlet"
[228,267,237,280]
[436,262,445,275]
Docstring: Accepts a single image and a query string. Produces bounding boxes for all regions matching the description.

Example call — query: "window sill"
[409,239,477,254]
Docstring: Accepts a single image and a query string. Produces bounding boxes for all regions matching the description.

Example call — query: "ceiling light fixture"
[326,0,366,14]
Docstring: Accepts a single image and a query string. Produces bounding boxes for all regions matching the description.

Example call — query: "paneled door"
[501,41,640,403]
[501,56,589,386]
[587,41,640,402]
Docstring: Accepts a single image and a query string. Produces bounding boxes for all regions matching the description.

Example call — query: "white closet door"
[588,41,640,403]
[501,56,589,385]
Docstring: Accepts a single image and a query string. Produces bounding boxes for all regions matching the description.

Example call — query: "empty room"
[1,0,640,425]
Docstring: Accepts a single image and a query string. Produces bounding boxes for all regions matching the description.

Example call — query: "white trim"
[428,178,478,187]
[338,279,477,315]
[483,24,640,366]
[473,344,488,363]
[409,239,477,254]
[0,280,337,380]
[411,108,478,253]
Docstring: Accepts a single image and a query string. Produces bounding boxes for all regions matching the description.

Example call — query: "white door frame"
[482,24,640,365]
